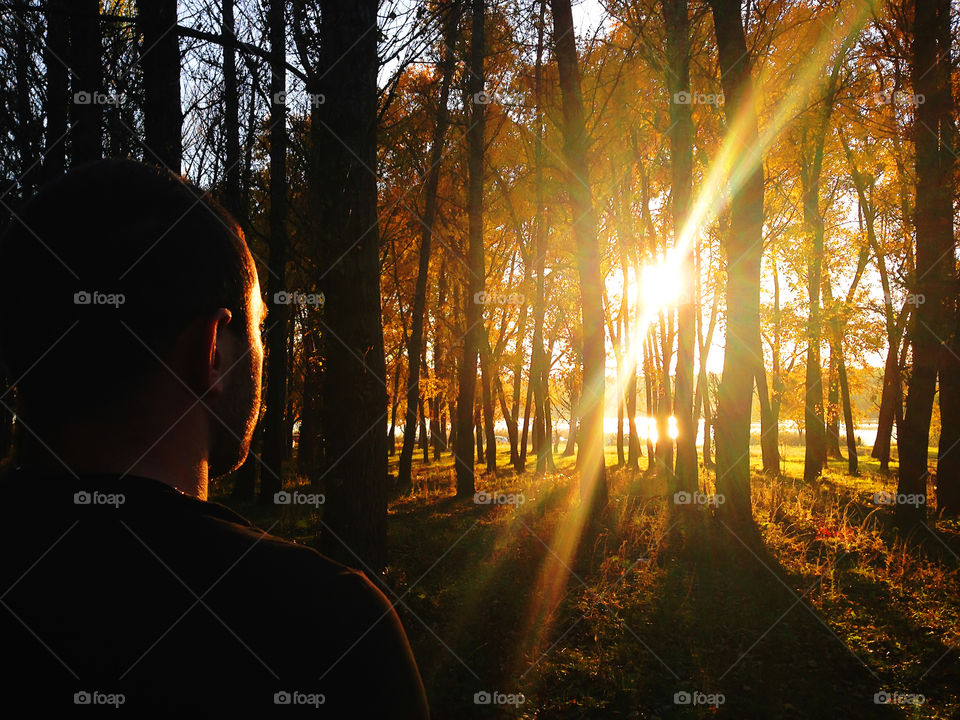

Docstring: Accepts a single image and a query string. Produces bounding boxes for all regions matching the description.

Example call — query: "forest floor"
[215,444,960,719]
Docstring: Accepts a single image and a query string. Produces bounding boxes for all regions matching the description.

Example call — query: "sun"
[639,257,686,314]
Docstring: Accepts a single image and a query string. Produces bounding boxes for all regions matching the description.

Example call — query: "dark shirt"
[0,468,429,717]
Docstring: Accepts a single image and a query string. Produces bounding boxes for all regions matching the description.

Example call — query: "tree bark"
[70,0,102,165]
[397,8,458,487]
[455,0,486,498]
[258,0,289,504]
[312,0,389,570]
[898,0,956,522]
[709,0,764,525]
[551,0,607,513]
[137,0,180,170]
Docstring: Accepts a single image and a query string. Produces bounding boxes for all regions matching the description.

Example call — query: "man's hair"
[0,158,256,426]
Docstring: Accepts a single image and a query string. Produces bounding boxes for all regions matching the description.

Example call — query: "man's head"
[0,159,264,480]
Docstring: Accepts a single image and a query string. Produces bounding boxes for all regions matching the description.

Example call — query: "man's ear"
[202,308,234,398]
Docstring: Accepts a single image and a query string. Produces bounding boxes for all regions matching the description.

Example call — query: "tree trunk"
[709,0,764,525]
[929,0,960,517]
[43,0,69,181]
[137,0,180,170]
[663,0,696,493]
[397,10,458,487]
[455,0,486,498]
[259,0,289,504]
[222,0,241,216]
[312,0,388,571]
[70,0,102,165]
[898,0,956,523]
[551,0,607,513]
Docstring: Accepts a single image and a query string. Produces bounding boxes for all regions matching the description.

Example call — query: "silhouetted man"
[0,159,429,716]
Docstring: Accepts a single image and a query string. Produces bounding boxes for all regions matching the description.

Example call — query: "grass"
[212,443,960,719]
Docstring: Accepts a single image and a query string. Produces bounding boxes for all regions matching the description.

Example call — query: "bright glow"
[667,415,679,440]
[640,256,685,314]
[646,416,658,445]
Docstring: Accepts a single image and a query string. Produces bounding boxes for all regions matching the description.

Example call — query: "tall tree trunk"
[551,0,607,513]
[838,348,858,475]
[312,0,388,570]
[222,0,241,216]
[709,0,764,525]
[432,259,449,460]
[259,0,289,504]
[43,0,69,181]
[137,0,180,170]
[398,9,458,487]
[929,0,959,516]
[480,335,497,473]
[663,0,696,494]
[898,0,956,522]
[455,0,486,498]
[70,0,102,165]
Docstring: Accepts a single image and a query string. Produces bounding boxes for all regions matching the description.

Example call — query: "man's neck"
[19,431,209,500]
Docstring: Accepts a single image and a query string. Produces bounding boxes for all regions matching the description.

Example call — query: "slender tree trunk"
[397,10,458,487]
[838,349,858,475]
[709,0,764,525]
[455,0,486,498]
[70,0,102,165]
[663,0,696,494]
[480,333,497,473]
[43,0,69,181]
[259,0,289,504]
[222,0,241,216]
[551,0,607,513]
[137,0,180,170]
